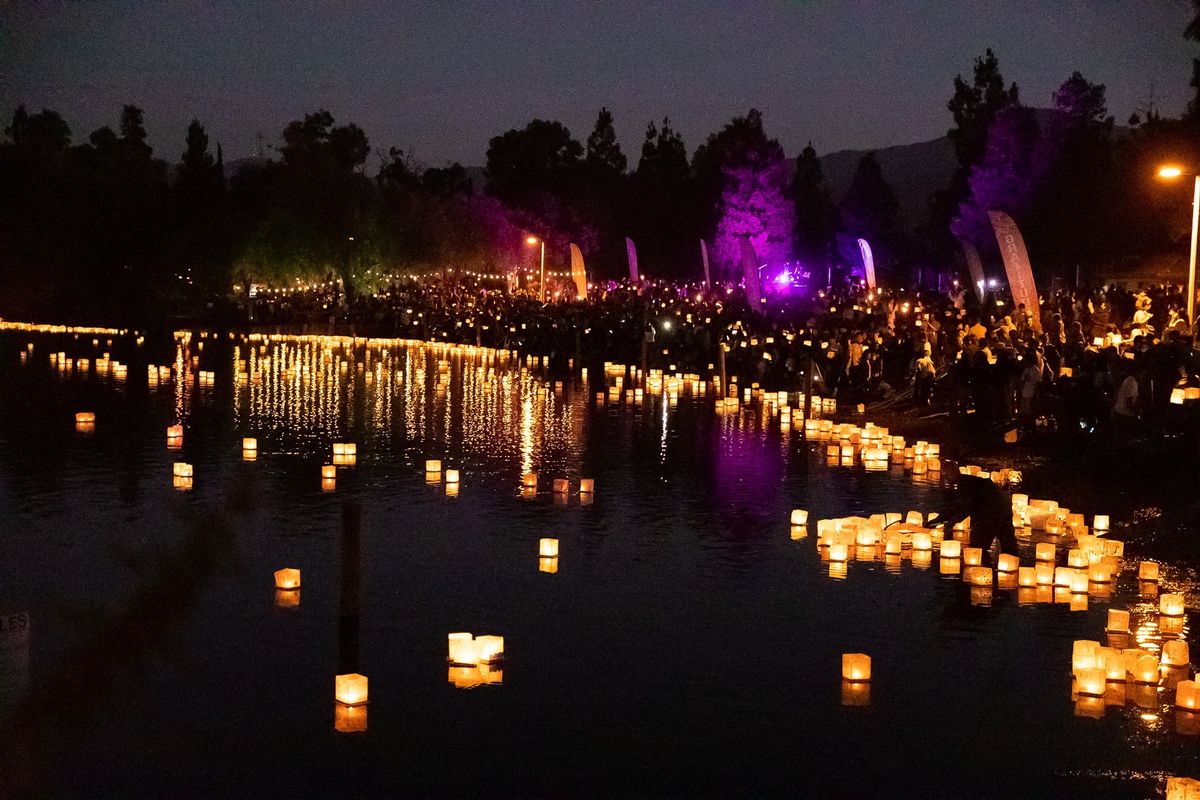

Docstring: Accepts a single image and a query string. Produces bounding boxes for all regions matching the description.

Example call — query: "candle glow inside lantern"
[1161,593,1186,617]
[1070,570,1090,594]
[842,653,871,682]
[790,509,809,526]
[1072,640,1099,674]
[1176,680,1200,711]
[1093,514,1109,532]
[1099,648,1125,682]
[522,473,538,490]
[167,424,183,446]
[1138,561,1160,581]
[940,540,962,559]
[426,459,442,473]
[332,442,356,457]
[321,464,336,479]
[274,568,301,590]
[539,538,559,558]
[334,702,367,733]
[335,673,369,706]
[445,469,460,484]
[580,478,595,494]
[1018,566,1037,587]
[553,478,569,494]
[173,462,193,478]
[965,566,993,586]
[1132,652,1160,684]
[1035,543,1056,562]
[911,532,932,552]
[828,543,849,562]
[963,547,982,566]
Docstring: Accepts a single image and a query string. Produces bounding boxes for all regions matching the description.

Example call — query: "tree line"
[2,39,1199,323]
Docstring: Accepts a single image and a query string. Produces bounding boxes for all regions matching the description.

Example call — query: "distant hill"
[818,135,956,232]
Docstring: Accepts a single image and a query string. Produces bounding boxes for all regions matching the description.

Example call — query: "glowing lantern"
[335,673,369,706]
[790,509,809,526]
[242,437,257,452]
[828,543,849,562]
[963,547,982,566]
[1171,388,1186,405]
[911,532,932,551]
[75,412,95,427]
[321,464,336,479]
[996,554,1019,573]
[1035,543,1055,562]
[939,557,960,575]
[580,478,595,494]
[965,566,993,586]
[167,425,184,446]
[448,633,479,665]
[426,459,442,473]
[274,568,300,590]
[332,442,356,457]
[1139,561,1160,581]
[539,538,559,558]
[1076,668,1106,697]
[173,462,193,478]
[275,589,300,608]
[476,635,505,663]
[1167,778,1200,800]
[1067,549,1087,568]
[1099,648,1125,682]
[1088,563,1112,584]
[1178,681,1200,711]
[173,475,193,491]
[445,469,460,484]
[1093,515,1109,532]
[539,556,558,573]
[1163,640,1190,668]
[322,477,336,492]
[522,473,538,490]
[1073,640,1100,673]
[1106,609,1130,633]
[1017,566,1036,587]
[1054,567,1075,588]
[1069,570,1089,594]
[842,653,871,682]
[1131,652,1160,684]
[905,511,923,526]
[940,540,962,559]
[553,478,569,494]
[1161,593,1186,617]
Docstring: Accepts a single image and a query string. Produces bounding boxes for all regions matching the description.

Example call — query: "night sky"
[1,1,1194,168]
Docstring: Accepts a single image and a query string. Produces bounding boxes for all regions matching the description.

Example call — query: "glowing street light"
[525,235,546,302]
[1157,164,1200,332]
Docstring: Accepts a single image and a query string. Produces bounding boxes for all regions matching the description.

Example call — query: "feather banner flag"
[739,237,763,313]
[856,238,876,291]
[700,240,711,288]
[625,237,640,283]
[959,238,986,301]
[988,210,1041,332]
[569,243,587,301]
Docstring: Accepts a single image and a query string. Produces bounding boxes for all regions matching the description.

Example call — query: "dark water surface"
[0,330,1195,799]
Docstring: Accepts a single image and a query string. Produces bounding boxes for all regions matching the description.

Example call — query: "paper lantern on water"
[1093,515,1109,532]
[539,538,559,558]
[173,462,193,478]
[1076,668,1106,697]
[476,635,505,663]
[1054,567,1076,588]
[1099,648,1125,682]
[1088,563,1112,584]
[1035,543,1056,562]
[332,442,357,457]
[425,459,442,473]
[965,566,993,587]
[1139,561,1160,581]
[321,477,336,492]
[522,473,538,490]
[448,632,479,665]
[1161,593,1186,617]
[335,673,369,706]
[445,469,460,484]
[166,424,184,445]
[1167,778,1200,800]
[274,568,300,590]
[1067,549,1087,568]
[1070,570,1090,594]
[75,412,95,426]
[995,554,1019,573]
[905,511,923,526]
[884,533,902,555]
[1131,652,1160,684]
[552,478,569,494]
[842,653,871,682]
[321,464,336,479]
[962,547,983,566]
[1018,566,1037,587]
[1177,680,1200,711]
[1073,640,1100,674]
[828,543,849,562]
[911,532,932,552]
[1106,609,1130,633]
[580,478,595,494]
[790,509,809,526]
[940,540,962,559]
[242,437,257,452]
[1162,640,1190,668]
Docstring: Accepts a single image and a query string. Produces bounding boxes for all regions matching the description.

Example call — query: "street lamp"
[1157,164,1200,332]
[525,235,546,302]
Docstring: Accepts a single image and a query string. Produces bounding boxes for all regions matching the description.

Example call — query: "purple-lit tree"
[713,156,794,275]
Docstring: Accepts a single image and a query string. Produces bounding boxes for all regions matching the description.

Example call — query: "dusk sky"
[2,1,1195,168]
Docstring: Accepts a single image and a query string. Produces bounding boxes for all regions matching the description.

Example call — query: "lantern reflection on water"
[334,702,367,733]
[841,680,870,706]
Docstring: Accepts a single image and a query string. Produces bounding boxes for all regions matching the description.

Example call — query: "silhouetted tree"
[840,152,902,278]
[791,142,839,272]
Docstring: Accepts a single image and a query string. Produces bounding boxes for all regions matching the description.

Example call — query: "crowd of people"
[236,273,1200,440]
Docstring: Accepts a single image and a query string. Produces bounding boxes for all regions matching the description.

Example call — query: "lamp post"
[1157,165,1200,333]
[526,235,546,303]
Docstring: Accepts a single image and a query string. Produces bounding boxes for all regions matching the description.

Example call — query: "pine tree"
[791,142,838,271]
[585,107,626,175]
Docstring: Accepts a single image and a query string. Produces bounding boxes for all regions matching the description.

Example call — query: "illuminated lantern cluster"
[75,411,95,433]
[242,437,257,460]
[332,442,356,466]
[166,424,184,448]
[172,461,193,491]
[447,632,505,689]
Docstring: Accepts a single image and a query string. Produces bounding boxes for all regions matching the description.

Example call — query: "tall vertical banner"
[700,240,711,288]
[958,238,986,301]
[625,237,640,283]
[569,243,587,301]
[856,238,877,290]
[988,210,1041,333]
[739,238,763,313]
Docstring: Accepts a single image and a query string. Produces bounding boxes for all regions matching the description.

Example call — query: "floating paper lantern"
[1099,648,1125,682]
[940,540,962,559]
[332,442,356,457]
[476,635,505,663]
[167,425,184,446]
[1054,567,1076,588]
[445,469,460,484]
[580,478,595,494]
[75,412,95,425]
[1106,609,1130,633]
[995,553,1018,573]
[447,633,478,665]
[905,511,923,526]
[842,653,871,682]
[1093,515,1109,532]
[242,437,257,452]
[274,568,300,590]
[335,673,368,706]
[1131,652,1160,684]
[553,478,569,494]
[828,543,849,562]
[1139,561,1160,581]
[1076,668,1106,697]
[790,509,809,526]
[173,462,193,478]
[911,532,932,551]
[965,566,993,586]
[1162,640,1190,668]
[539,538,559,558]
[74,414,95,433]
[426,459,442,473]
[322,477,336,492]
[1177,680,1200,711]
[321,464,336,479]
[963,547,983,566]
[1067,549,1087,568]
[1072,640,1100,674]
[522,473,538,490]
[1070,570,1090,594]
[1017,566,1036,587]
[1161,593,1186,617]
[1035,543,1055,562]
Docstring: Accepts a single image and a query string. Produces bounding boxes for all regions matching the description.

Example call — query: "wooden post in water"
[803,349,814,430]
[338,502,361,674]
[717,345,727,398]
